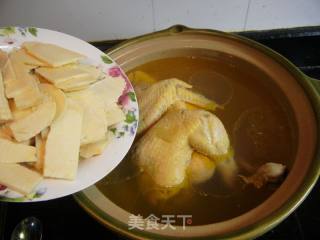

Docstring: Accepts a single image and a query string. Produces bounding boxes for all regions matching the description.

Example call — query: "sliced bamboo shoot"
[9,97,56,141]
[105,103,125,126]
[80,133,112,159]
[0,50,8,69]
[35,134,46,172]
[35,65,89,84]
[10,48,47,67]
[68,90,108,145]
[0,163,42,195]
[44,99,83,180]
[23,42,85,67]
[0,126,13,141]
[39,83,66,120]
[89,76,126,107]
[54,75,97,91]
[0,138,37,163]
[0,71,12,121]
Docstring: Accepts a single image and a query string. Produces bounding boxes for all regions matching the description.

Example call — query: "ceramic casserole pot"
[74,25,320,239]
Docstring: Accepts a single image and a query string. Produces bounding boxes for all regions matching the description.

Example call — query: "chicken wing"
[137,78,217,134]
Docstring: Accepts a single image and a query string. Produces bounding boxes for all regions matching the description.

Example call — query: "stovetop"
[1,27,320,240]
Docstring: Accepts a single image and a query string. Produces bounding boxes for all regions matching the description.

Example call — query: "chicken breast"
[134,108,201,187]
[134,107,231,188]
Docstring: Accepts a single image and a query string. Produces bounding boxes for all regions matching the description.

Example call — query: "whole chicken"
[133,77,237,202]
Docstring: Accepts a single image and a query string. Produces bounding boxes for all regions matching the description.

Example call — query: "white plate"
[0,27,138,202]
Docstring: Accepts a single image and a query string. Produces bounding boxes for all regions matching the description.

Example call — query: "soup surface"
[96,55,297,225]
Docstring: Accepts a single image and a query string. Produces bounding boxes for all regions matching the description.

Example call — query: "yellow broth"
[96,55,297,225]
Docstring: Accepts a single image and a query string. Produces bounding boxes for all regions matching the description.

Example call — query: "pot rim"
[75,25,320,240]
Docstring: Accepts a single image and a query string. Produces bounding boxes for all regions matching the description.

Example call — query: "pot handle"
[305,75,320,96]
[167,24,192,33]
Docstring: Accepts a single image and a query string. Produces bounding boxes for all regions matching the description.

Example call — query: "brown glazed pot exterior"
[74,26,320,239]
